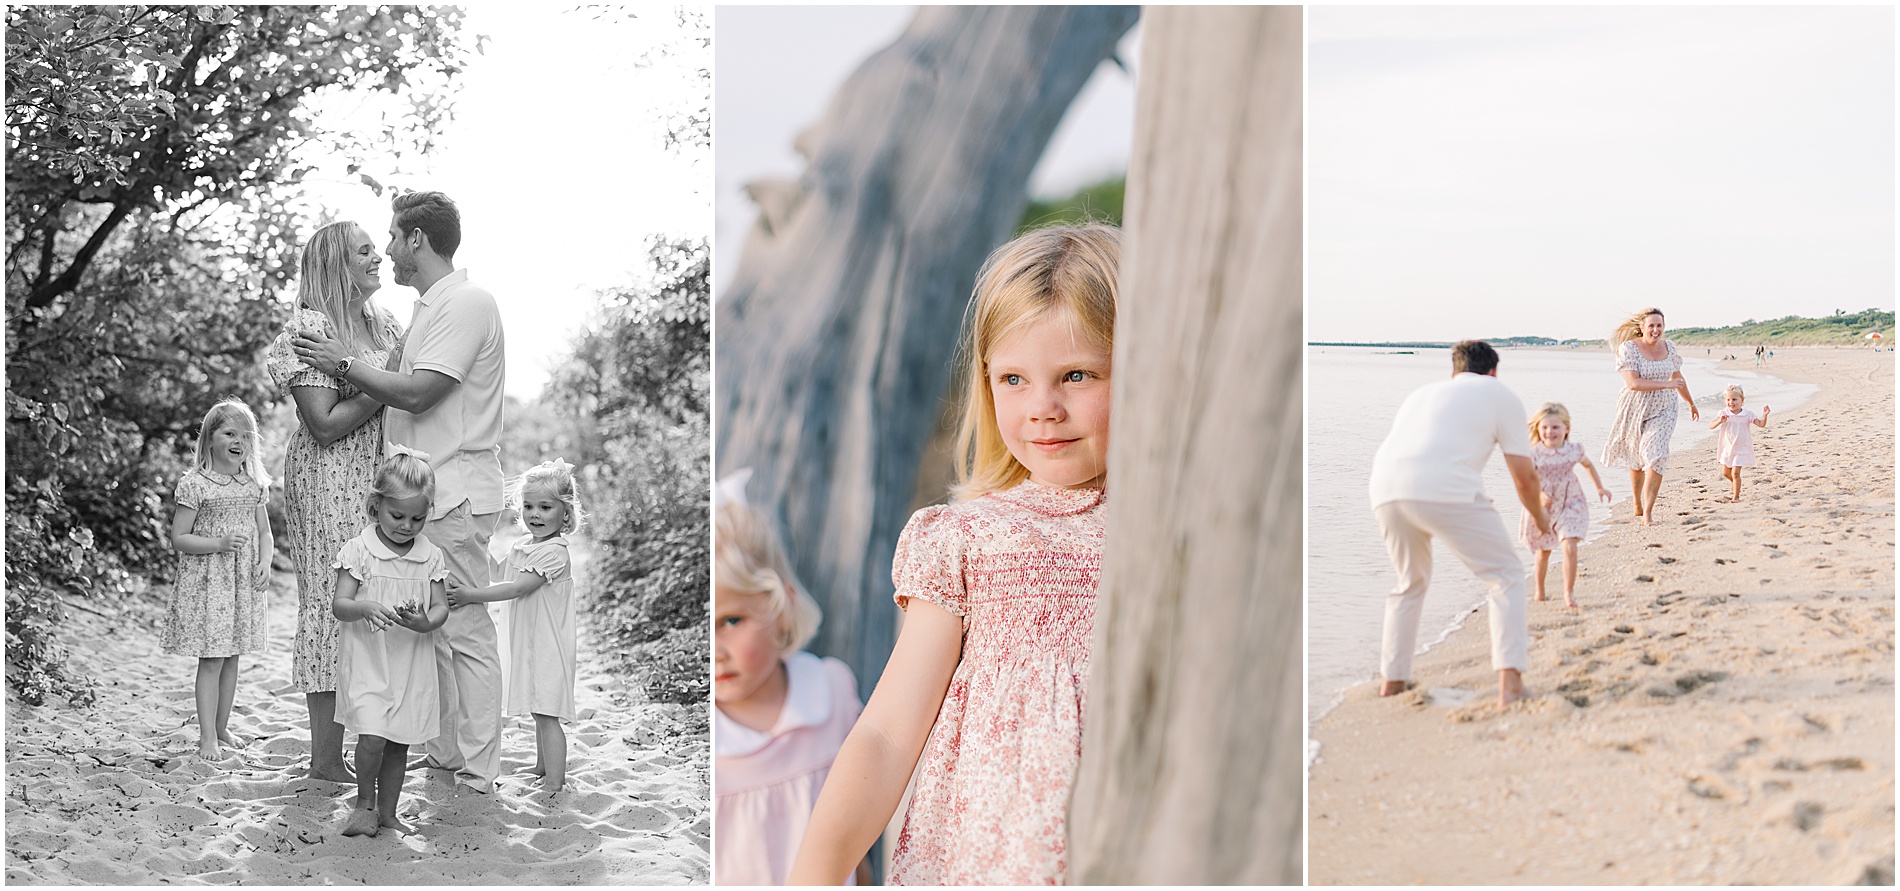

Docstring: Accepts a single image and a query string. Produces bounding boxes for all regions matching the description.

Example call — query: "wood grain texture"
[1067,6,1304,884]
[715,6,1137,696]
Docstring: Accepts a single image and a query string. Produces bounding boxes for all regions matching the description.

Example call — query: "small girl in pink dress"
[712,469,866,886]
[1521,403,1612,609]
[790,224,1120,885]
[1709,385,1770,502]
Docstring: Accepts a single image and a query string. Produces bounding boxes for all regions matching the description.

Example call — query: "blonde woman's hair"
[298,221,395,357]
[194,399,271,488]
[1610,307,1666,352]
[510,458,588,534]
[950,223,1121,501]
[365,450,436,517]
[715,500,821,654]
[1527,402,1572,445]
[1723,384,1745,401]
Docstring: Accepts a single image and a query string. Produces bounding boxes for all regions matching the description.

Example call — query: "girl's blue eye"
[718,615,742,628]
[1065,370,1087,383]
[1002,374,1022,386]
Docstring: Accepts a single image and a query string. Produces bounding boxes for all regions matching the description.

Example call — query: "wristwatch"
[335,356,354,377]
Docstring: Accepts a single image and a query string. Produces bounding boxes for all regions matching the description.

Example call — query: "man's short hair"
[1451,340,1499,375]
[391,191,462,260]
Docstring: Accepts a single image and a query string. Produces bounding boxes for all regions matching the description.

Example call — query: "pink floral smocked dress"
[888,478,1106,886]
[1521,440,1590,550]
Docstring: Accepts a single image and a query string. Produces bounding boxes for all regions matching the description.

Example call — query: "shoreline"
[1308,347,1895,885]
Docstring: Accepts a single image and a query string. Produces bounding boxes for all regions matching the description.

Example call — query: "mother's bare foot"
[341,808,381,837]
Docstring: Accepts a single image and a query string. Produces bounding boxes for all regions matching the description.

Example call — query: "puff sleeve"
[332,535,370,581]
[174,472,205,511]
[425,546,450,584]
[1614,339,1641,372]
[267,309,341,392]
[516,540,571,581]
[891,505,967,617]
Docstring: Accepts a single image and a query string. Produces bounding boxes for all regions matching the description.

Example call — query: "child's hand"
[391,599,429,631]
[255,560,271,588]
[360,601,403,632]
[1761,406,1770,418]
[445,583,477,608]
[216,529,253,554]
[1596,485,1613,504]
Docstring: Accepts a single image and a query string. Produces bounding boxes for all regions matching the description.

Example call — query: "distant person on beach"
[165,399,274,760]
[266,220,405,783]
[712,469,868,886]
[294,190,508,793]
[791,225,1117,884]
[1755,345,1765,366]
[1368,340,1551,707]
[1601,308,1699,526]
[1710,385,1770,502]
[1521,402,1612,609]
[332,448,450,837]
[446,458,587,792]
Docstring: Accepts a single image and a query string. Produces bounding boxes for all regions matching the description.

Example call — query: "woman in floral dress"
[1600,307,1699,526]
[265,220,403,782]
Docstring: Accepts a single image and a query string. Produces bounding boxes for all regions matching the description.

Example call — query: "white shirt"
[385,268,507,519]
[1369,372,1531,508]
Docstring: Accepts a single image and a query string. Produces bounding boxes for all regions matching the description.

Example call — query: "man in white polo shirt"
[1368,340,1551,706]
[295,190,506,792]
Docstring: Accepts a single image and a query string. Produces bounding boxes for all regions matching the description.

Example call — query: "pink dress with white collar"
[714,651,862,886]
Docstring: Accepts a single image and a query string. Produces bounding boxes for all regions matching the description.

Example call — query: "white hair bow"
[714,468,753,510]
[543,457,574,474]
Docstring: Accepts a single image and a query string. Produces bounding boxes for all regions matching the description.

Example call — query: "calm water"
[1307,346,1816,729]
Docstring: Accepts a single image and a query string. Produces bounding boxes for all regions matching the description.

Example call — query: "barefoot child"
[1521,403,1612,609]
[332,448,449,837]
[445,458,584,792]
[1710,385,1769,501]
[790,224,1119,885]
[165,399,274,760]
[712,470,867,886]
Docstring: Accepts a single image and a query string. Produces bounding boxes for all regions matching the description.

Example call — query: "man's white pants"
[1375,498,1528,681]
[422,501,504,792]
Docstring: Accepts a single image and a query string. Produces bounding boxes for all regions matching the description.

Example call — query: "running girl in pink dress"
[1709,384,1769,502]
[1521,403,1612,609]
[789,224,1120,885]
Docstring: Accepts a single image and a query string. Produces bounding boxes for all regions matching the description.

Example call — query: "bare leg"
[305,692,354,782]
[376,742,412,833]
[1531,550,1550,601]
[1627,470,1645,519]
[343,736,385,837]
[1731,467,1743,501]
[215,656,242,747]
[194,658,223,758]
[534,714,567,792]
[1498,668,1525,706]
[1560,538,1580,608]
[1640,470,1664,525]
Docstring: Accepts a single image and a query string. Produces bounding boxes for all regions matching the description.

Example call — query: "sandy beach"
[1309,346,1894,885]
[5,543,709,885]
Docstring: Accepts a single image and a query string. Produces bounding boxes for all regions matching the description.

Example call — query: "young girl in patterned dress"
[332,448,449,837]
[1709,385,1770,502]
[1521,403,1612,609]
[791,224,1120,886]
[445,458,585,792]
[166,399,274,760]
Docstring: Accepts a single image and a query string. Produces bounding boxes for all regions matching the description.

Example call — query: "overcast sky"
[713,5,1140,290]
[1309,6,1894,343]
[299,6,709,398]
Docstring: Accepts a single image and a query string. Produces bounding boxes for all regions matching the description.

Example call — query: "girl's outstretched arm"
[1578,452,1612,502]
[1754,406,1770,427]
[788,599,964,885]
[1709,411,1728,430]
[445,572,546,607]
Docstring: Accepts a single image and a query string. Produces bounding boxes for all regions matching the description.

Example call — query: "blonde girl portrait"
[332,448,450,837]
[789,223,1119,885]
[1710,384,1770,501]
[712,469,866,886]
[165,399,274,760]
[1521,402,1612,609]
[445,458,585,792]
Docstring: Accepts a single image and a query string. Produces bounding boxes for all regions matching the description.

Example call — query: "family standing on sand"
[161,191,588,839]
[1367,308,1777,705]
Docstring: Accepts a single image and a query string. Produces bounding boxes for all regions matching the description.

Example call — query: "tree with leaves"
[5,5,475,704]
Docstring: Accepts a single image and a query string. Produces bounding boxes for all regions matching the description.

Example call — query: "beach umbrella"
[1865,331,1883,339]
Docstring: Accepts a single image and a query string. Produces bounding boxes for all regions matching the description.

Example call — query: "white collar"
[416,268,471,306]
[713,651,833,757]
[361,526,436,563]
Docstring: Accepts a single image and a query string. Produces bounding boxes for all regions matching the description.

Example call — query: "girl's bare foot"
[378,813,414,835]
[197,739,221,759]
[538,777,566,793]
[1565,595,1579,610]
[525,764,547,778]
[307,764,356,783]
[217,731,248,749]
[341,807,381,837]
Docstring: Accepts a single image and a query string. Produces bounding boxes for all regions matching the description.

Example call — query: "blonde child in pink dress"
[1710,384,1770,502]
[790,225,1121,886]
[1520,403,1612,609]
[712,470,865,885]
[446,459,587,792]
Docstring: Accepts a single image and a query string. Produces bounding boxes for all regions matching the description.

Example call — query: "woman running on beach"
[1601,308,1699,526]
